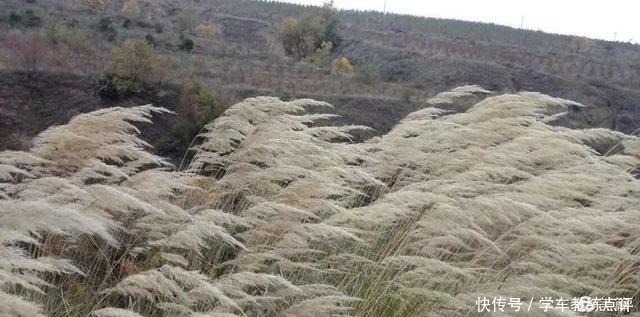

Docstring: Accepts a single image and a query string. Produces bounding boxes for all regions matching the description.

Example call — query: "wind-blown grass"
[1,88,639,316]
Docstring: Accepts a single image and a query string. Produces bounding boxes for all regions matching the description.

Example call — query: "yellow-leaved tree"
[331,56,354,76]
[104,39,161,95]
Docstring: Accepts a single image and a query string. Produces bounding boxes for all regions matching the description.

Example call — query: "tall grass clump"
[1,87,639,317]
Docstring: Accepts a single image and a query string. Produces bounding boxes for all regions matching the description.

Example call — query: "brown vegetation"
[0,11,640,317]
[2,34,50,74]
[2,0,639,139]
[331,56,354,76]
[195,23,221,39]
[1,88,640,316]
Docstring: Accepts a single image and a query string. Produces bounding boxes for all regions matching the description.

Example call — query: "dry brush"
[1,87,639,317]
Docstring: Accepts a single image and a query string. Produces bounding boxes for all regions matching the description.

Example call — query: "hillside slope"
[1,88,639,316]
[0,0,639,156]
[168,0,640,131]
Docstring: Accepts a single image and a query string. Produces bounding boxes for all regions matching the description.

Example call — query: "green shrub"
[97,17,117,42]
[399,85,415,101]
[43,16,93,52]
[23,9,42,27]
[99,39,161,98]
[8,12,22,28]
[154,22,164,33]
[8,9,42,28]
[62,28,93,53]
[356,60,381,85]
[173,81,230,144]
[145,33,156,47]
[281,17,308,60]
[95,73,122,99]
[307,40,333,69]
[66,18,80,28]
[280,5,340,60]
[178,35,194,52]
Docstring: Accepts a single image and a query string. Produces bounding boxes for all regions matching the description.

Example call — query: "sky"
[275,0,640,43]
